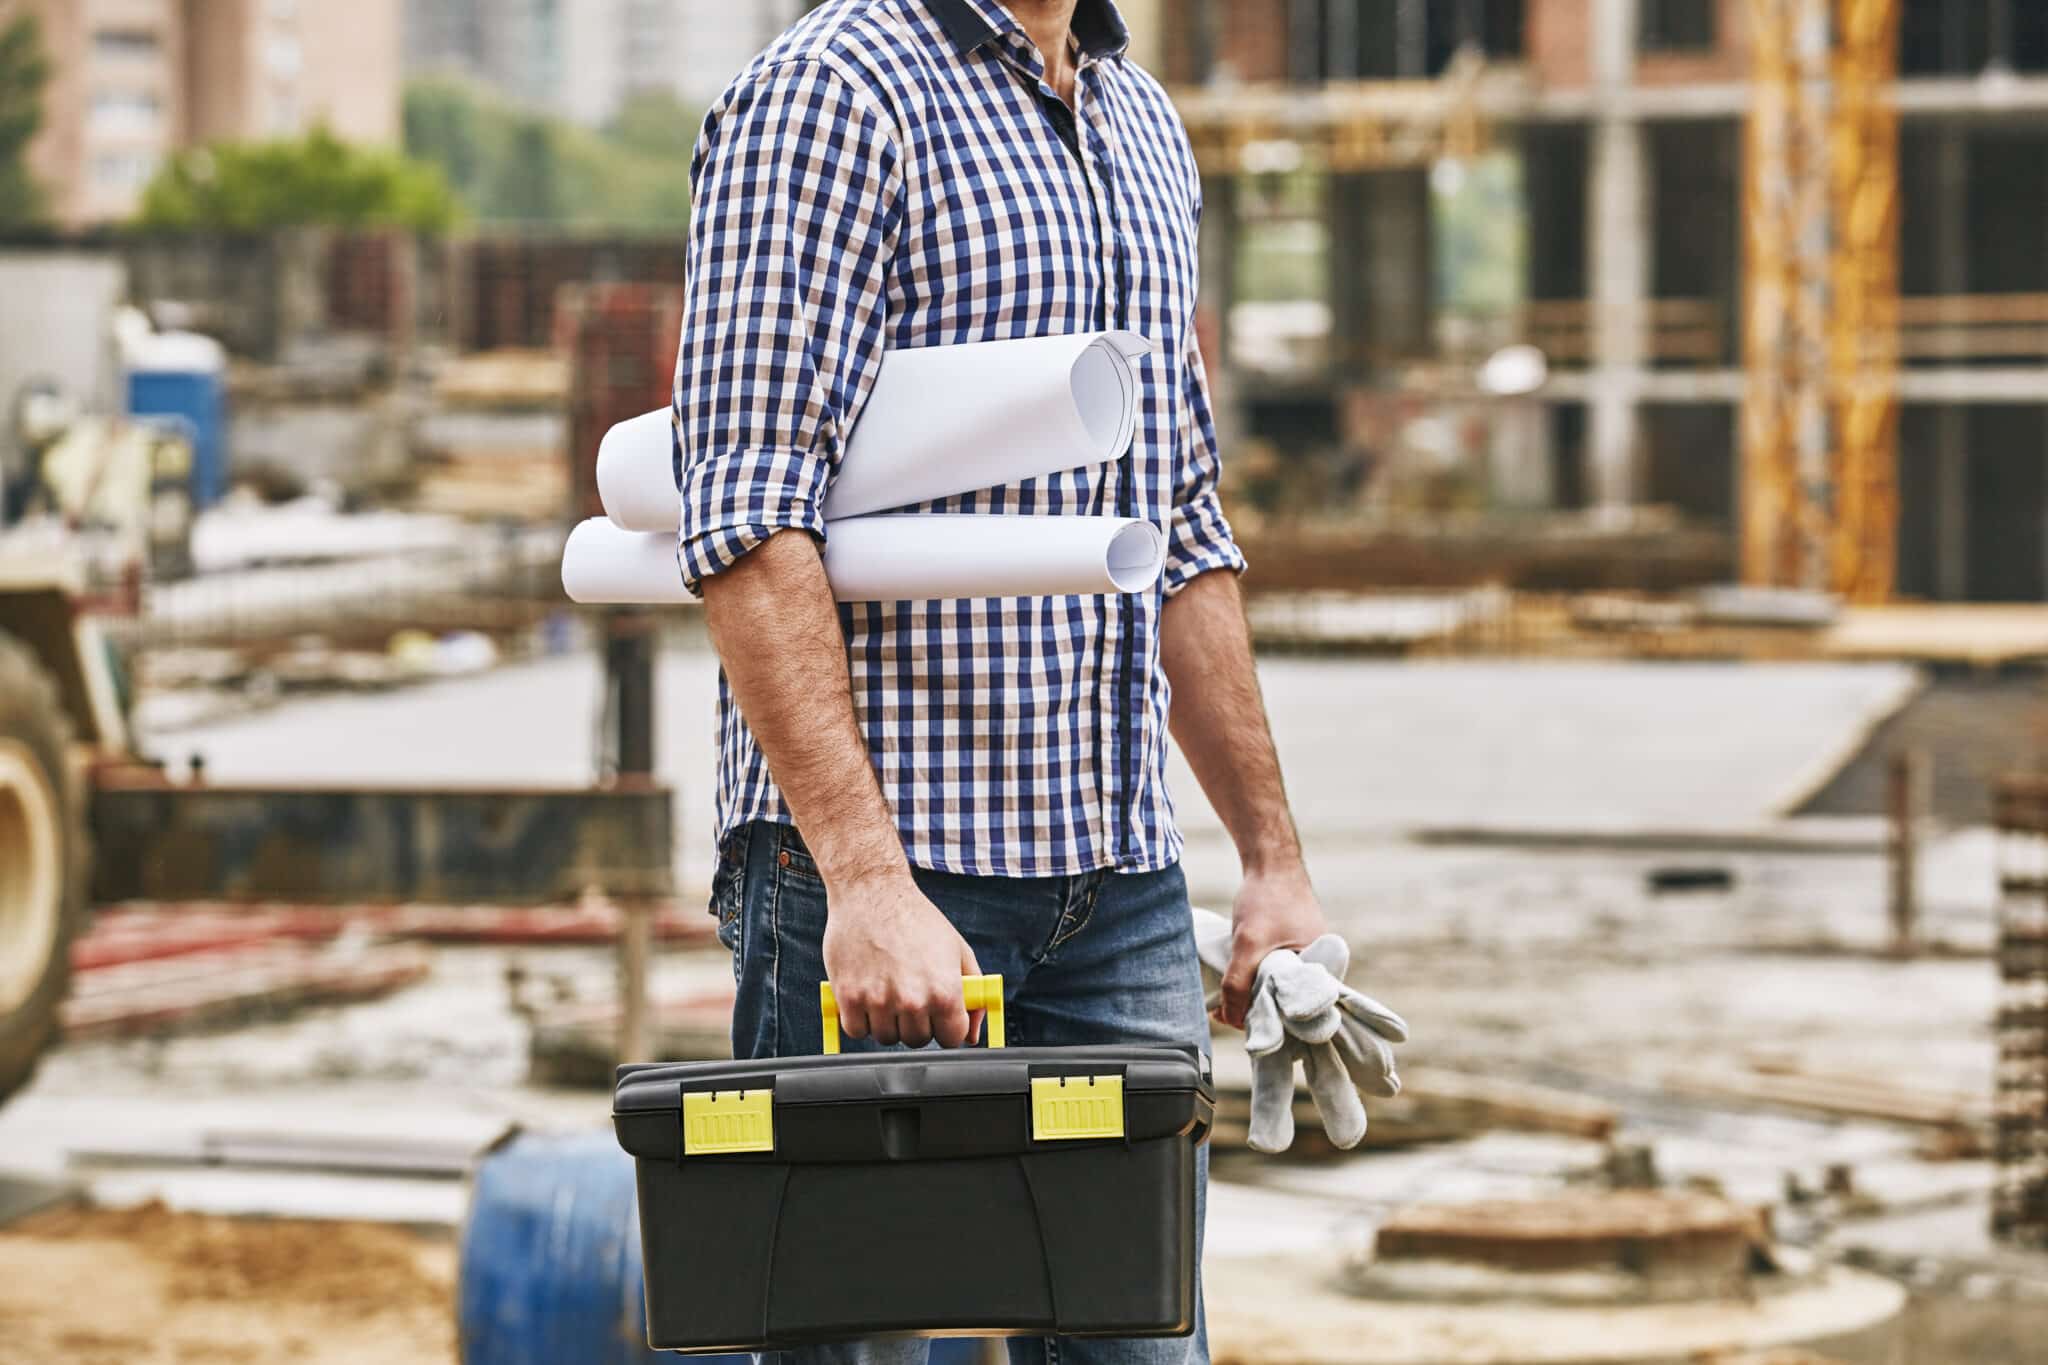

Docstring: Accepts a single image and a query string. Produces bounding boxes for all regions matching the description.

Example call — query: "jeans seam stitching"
[766,829,784,1054]
[1050,874,1103,952]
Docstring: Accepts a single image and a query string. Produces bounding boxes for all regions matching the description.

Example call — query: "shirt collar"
[921,0,1130,61]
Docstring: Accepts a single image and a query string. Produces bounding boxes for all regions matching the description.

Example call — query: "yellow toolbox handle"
[818,974,1005,1055]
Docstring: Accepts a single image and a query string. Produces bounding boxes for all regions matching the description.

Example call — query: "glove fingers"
[1243,981,1288,1057]
[1268,956,1343,1026]
[1334,1018,1402,1099]
[1189,908,1233,976]
[1299,932,1350,981]
[1247,1047,1299,1154]
[1304,1041,1368,1149]
[1337,987,1411,1045]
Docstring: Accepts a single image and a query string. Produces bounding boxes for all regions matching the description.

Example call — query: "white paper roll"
[591,332,1156,533]
[823,331,1156,521]
[560,514,1163,606]
[821,514,1163,601]
[594,409,680,534]
[561,518,693,605]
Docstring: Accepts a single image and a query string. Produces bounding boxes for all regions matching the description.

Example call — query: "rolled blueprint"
[593,331,1156,533]
[821,514,1163,601]
[562,517,693,605]
[561,514,1163,606]
[823,332,1155,520]
[594,409,680,536]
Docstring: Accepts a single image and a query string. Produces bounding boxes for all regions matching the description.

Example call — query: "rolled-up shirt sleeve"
[673,58,903,595]
[1161,310,1248,598]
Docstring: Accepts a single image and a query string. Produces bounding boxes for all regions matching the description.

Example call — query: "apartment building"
[186,0,403,148]
[9,0,400,227]
[1166,0,2048,600]
[9,0,184,226]
[404,0,811,126]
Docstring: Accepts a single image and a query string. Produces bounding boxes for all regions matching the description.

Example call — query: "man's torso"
[698,0,1209,878]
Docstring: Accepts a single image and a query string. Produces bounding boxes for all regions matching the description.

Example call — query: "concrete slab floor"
[139,647,1921,893]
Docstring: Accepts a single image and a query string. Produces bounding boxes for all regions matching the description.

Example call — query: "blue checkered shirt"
[674,0,1244,878]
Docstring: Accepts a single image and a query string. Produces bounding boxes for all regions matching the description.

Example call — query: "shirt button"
[777,850,792,868]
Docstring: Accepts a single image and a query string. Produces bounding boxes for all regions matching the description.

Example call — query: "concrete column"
[1395,0,1428,78]
[1200,169,1243,449]
[1931,127,1971,600]
[1587,0,1647,510]
[1490,398,1554,509]
[1329,168,1433,373]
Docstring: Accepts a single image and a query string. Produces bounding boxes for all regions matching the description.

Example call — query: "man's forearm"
[1159,569,1304,877]
[700,529,906,889]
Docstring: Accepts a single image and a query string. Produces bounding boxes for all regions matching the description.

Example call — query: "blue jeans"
[714,820,1210,1365]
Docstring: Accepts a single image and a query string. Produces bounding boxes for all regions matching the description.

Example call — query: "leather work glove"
[1191,907,1409,1154]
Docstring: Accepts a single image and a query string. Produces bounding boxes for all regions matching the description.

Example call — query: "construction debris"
[1658,1062,1991,1138]
[61,941,430,1040]
[1365,1192,1767,1301]
[67,1128,507,1181]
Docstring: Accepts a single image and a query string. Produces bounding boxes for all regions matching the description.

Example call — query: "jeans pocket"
[711,831,747,969]
[775,823,826,886]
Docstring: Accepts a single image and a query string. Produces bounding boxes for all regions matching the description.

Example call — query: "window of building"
[92,29,162,60]
[266,89,302,135]
[263,34,304,79]
[1639,0,1717,54]
[88,89,163,134]
[92,150,161,191]
[1292,0,1523,83]
[1902,1,2048,77]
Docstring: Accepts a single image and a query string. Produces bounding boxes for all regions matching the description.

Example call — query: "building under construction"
[1162,0,2048,602]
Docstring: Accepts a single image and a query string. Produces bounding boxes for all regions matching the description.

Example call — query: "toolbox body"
[613,1042,1214,1354]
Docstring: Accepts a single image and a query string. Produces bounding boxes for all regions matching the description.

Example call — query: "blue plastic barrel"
[460,1130,990,1364]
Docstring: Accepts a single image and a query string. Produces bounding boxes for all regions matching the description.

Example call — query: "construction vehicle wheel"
[0,631,85,1107]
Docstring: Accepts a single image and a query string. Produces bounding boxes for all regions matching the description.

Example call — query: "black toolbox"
[612,975,1214,1354]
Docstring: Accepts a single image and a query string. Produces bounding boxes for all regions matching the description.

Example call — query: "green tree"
[488,116,564,224]
[403,78,495,201]
[0,12,50,227]
[607,91,703,162]
[402,78,695,232]
[136,126,461,232]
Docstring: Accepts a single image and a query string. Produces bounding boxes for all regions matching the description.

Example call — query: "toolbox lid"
[613,1045,1212,1162]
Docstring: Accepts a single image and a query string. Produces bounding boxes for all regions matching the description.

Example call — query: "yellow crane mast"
[1741,0,1902,601]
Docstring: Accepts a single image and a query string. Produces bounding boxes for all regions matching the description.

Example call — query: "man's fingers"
[868,1011,902,1046]
[1219,953,1259,1030]
[926,991,970,1048]
[838,1002,870,1041]
[897,1011,933,1049]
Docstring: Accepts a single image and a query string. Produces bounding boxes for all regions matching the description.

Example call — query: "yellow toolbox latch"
[682,1089,774,1156]
[1031,1074,1125,1142]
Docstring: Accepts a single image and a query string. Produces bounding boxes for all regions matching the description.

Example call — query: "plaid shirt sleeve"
[673,59,905,596]
[1161,192,1248,597]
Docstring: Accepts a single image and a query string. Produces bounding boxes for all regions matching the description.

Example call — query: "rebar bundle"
[1995,776,2048,1247]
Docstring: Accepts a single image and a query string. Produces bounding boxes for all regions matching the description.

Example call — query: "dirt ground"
[0,1203,455,1365]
